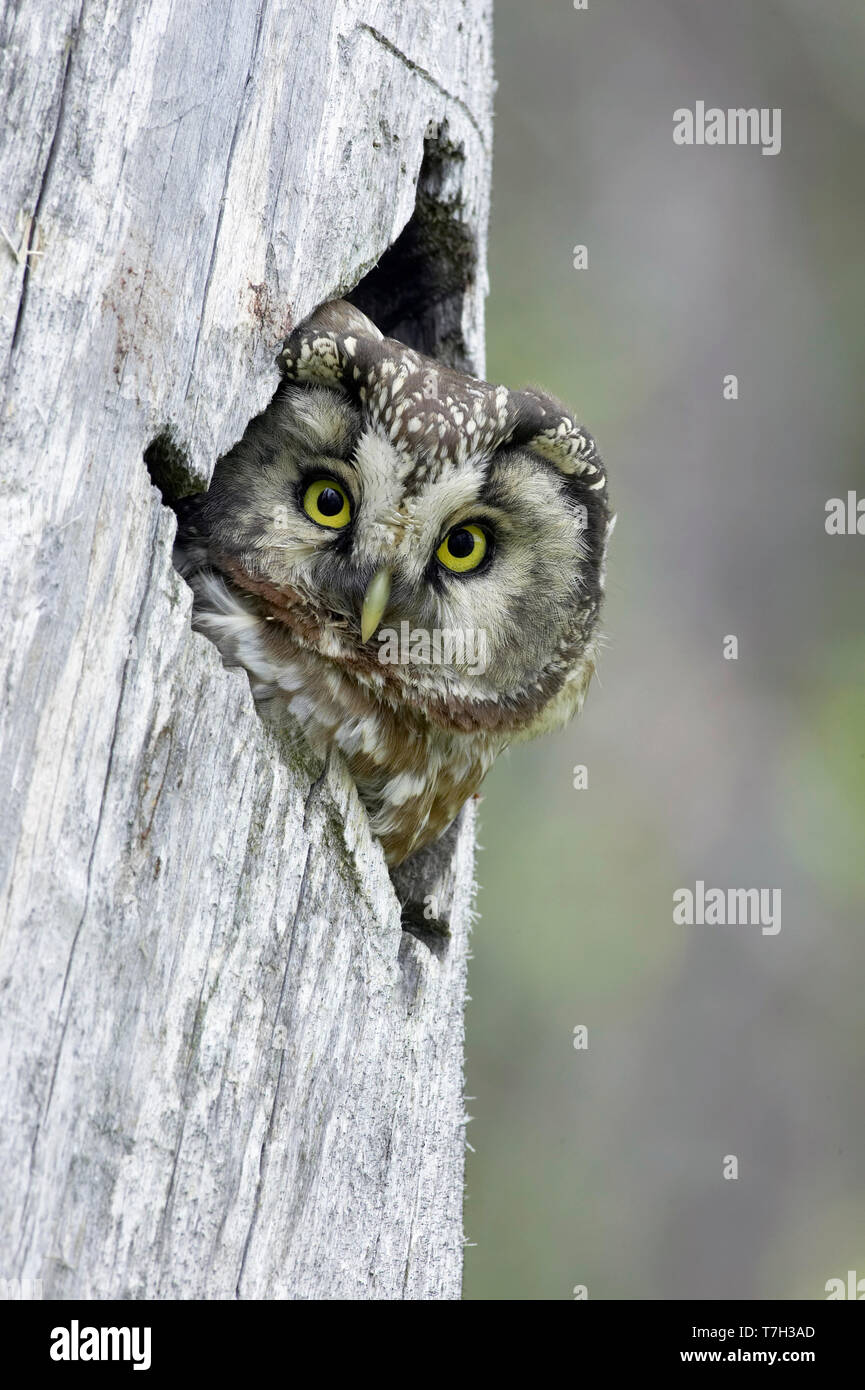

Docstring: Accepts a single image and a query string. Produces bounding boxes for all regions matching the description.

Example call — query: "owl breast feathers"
[174,299,612,865]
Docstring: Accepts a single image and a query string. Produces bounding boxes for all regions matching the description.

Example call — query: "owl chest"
[191,577,499,863]
[255,624,498,861]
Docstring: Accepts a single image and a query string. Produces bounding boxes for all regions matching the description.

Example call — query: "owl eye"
[436,523,488,574]
[302,477,352,529]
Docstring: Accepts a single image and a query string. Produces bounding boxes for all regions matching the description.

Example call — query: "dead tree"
[0,0,492,1300]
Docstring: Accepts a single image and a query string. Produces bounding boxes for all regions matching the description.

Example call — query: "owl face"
[175,300,610,862]
[188,301,610,738]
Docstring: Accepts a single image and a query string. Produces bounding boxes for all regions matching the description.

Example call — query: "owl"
[174,300,611,867]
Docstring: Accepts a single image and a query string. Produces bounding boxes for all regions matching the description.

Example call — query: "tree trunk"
[0,0,491,1300]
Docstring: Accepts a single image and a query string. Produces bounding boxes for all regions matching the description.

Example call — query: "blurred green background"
[464,0,865,1300]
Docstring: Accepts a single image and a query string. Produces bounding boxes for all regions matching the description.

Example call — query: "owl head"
[182,300,611,738]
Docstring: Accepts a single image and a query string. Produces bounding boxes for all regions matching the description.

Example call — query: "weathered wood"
[0,0,492,1300]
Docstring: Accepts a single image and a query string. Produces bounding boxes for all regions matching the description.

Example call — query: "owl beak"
[360,567,392,642]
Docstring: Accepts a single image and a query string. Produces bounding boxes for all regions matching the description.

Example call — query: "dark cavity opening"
[143,430,204,509]
[346,124,476,370]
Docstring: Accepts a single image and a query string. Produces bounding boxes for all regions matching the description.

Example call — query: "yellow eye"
[302,477,351,529]
[436,523,488,574]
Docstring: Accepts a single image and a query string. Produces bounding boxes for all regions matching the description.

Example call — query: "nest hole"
[143,430,204,509]
[346,126,476,369]
[142,126,475,949]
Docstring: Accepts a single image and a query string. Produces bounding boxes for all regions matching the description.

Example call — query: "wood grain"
[0,0,491,1300]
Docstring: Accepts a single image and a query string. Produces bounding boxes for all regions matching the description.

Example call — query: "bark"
[0,0,492,1300]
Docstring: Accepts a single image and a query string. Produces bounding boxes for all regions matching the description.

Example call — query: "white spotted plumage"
[174,299,611,864]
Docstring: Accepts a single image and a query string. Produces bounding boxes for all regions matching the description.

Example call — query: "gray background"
[465,0,865,1300]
